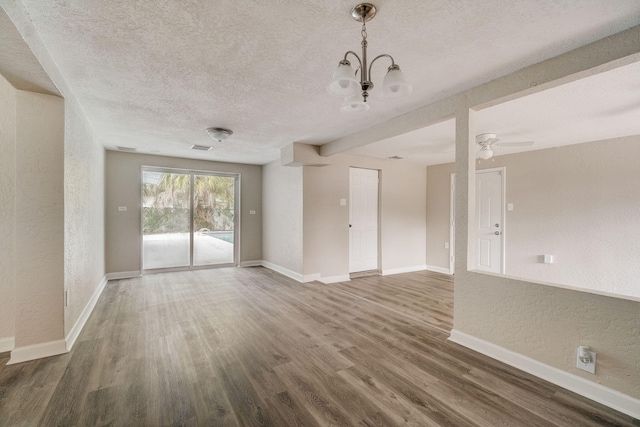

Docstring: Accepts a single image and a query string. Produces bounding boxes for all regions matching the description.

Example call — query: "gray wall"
[427,135,640,299]
[262,160,303,274]
[302,153,427,279]
[105,151,262,274]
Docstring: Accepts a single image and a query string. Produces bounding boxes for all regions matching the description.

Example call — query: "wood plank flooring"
[0,267,636,426]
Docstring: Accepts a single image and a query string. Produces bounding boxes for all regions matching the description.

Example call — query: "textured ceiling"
[2,0,640,164]
[347,60,640,165]
[0,8,58,96]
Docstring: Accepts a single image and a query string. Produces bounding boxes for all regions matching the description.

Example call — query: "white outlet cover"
[576,350,596,374]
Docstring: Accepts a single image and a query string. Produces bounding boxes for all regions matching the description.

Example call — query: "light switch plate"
[118,206,127,212]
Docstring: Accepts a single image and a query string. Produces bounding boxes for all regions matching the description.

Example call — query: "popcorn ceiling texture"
[63,96,105,337]
[0,74,16,342]
[9,0,640,164]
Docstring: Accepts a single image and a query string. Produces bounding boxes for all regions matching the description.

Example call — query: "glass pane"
[193,174,235,266]
[142,171,191,269]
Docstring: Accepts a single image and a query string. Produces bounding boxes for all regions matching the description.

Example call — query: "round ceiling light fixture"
[206,127,233,142]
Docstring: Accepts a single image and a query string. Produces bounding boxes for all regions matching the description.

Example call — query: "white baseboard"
[239,260,263,267]
[0,336,15,353]
[425,264,453,275]
[448,329,640,419]
[65,275,108,351]
[381,265,427,276]
[260,261,307,282]
[105,270,141,280]
[8,339,68,365]
[318,275,351,284]
[302,273,322,283]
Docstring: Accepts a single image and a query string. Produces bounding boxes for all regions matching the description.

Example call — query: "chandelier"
[327,3,412,113]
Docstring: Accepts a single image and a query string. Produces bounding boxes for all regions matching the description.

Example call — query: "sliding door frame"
[141,166,240,274]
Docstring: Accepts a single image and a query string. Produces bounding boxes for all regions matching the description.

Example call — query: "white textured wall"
[303,154,426,278]
[0,74,16,343]
[262,160,303,274]
[63,96,105,336]
[427,137,640,299]
[14,90,65,347]
[105,151,262,273]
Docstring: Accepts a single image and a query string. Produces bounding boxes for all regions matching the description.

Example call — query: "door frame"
[475,167,506,274]
[449,173,455,274]
[450,168,506,274]
[140,166,240,274]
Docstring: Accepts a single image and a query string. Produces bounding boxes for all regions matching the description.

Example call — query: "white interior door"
[349,168,379,273]
[476,169,504,273]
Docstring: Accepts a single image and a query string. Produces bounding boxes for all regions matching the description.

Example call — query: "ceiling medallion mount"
[328,3,412,113]
[351,3,376,22]
[206,127,233,142]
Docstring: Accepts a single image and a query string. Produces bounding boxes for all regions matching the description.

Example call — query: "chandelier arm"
[343,51,363,70]
[368,54,395,78]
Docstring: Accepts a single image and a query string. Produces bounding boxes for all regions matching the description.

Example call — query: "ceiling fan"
[476,133,534,159]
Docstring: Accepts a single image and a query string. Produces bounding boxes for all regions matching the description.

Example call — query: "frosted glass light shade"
[380,66,412,98]
[478,146,493,160]
[340,94,370,113]
[327,62,360,96]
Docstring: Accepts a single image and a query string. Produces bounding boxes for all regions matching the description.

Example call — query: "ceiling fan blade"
[494,140,534,147]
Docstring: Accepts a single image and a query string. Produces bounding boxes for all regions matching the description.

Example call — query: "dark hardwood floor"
[0,267,636,426]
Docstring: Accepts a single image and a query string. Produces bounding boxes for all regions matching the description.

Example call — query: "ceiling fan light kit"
[328,3,412,112]
[476,133,534,159]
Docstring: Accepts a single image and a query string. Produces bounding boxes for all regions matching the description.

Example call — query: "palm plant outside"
[143,172,234,235]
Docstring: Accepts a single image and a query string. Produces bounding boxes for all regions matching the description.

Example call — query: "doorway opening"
[141,167,239,272]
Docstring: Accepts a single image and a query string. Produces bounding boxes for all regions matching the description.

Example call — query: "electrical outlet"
[576,346,596,374]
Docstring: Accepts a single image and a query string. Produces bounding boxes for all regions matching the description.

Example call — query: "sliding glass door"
[142,168,237,271]
[193,174,235,266]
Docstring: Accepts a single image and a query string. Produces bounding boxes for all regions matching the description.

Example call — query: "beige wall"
[63,96,106,336]
[105,151,262,273]
[0,74,17,345]
[262,160,303,274]
[426,163,455,270]
[14,90,65,347]
[452,109,640,402]
[427,136,640,299]
[303,154,427,279]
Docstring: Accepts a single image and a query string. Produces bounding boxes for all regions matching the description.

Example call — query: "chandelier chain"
[361,20,367,40]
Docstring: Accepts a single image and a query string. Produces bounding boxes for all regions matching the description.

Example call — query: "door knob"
[494,231,501,235]
[495,223,500,227]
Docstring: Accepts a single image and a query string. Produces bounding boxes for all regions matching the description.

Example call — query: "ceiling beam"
[320,25,640,157]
